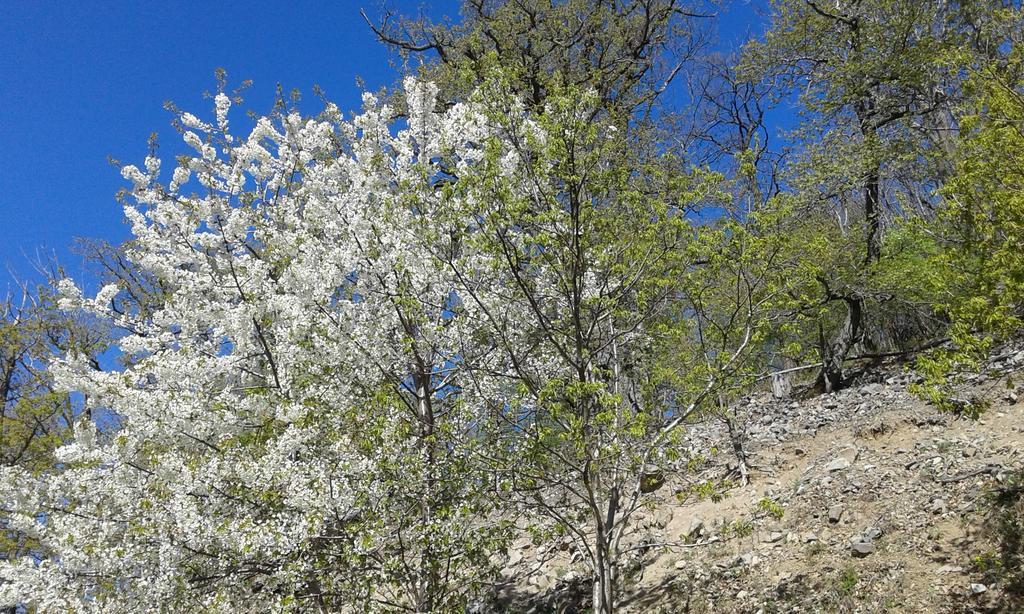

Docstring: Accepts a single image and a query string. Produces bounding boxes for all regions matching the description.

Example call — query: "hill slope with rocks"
[494,349,1024,613]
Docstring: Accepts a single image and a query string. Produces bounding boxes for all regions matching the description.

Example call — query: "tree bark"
[592,532,615,614]
[818,295,864,393]
[865,165,881,264]
[415,370,440,613]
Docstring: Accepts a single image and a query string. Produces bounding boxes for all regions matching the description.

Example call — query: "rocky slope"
[496,349,1024,613]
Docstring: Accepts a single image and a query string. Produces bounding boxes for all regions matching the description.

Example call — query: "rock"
[736,590,749,599]
[674,559,687,570]
[1007,390,1019,405]
[861,383,884,396]
[764,531,784,543]
[936,565,963,574]
[838,446,860,464]
[826,457,851,472]
[512,537,533,551]
[529,573,554,590]
[930,499,948,515]
[969,583,988,595]
[506,550,523,566]
[739,552,761,566]
[828,504,845,524]
[686,515,705,540]
[863,526,883,541]
[640,465,666,493]
[826,446,859,471]
[803,532,819,543]
[851,541,875,557]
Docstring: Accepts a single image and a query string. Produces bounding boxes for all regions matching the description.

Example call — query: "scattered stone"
[930,499,948,515]
[969,583,988,595]
[861,383,884,396]
[864,527,883,541]
[851,541,875,557]
[764,531,784,543]
[826,457,851,472]
[512,537,533,551]
[686,515,705,540]
[828,504,845,524]
[936,565,963,574]
[640,465,666,493]
[507,550,523,566]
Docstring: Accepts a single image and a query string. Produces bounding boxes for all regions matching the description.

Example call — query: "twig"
[935,464,1002,484]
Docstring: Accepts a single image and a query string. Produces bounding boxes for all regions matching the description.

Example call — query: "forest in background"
[2,1,1023,612]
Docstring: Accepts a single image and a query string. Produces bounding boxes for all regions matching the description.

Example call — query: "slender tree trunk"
[415,370,440,612]
[817,93,879,391]
[724,413,750,486]
[592,531,615,614]
[865,165,881,264]
[819,295,864,393]
[589,473,619,614]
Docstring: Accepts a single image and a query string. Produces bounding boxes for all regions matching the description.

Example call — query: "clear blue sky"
[0,0,770,290]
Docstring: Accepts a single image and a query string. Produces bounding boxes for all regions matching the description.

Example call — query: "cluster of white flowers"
[0,77,545,612]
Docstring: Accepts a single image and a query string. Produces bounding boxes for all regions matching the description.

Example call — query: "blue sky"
[0,0,772,291]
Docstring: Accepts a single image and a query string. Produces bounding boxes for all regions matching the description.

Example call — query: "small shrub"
[837,567,858,596]
[730,518,754,538]
[756,496,785,520]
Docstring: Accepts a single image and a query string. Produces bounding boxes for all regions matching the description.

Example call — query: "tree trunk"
[818,295,864,393]
[724,414,750,486]
[592,535,615,614]
[415,370,440,612]
[865,165,881,264]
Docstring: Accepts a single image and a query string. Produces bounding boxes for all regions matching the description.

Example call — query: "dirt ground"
[497,354,1024,613]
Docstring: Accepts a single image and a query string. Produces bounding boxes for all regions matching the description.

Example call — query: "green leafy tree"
[740,0,998,390]
[917,45,1024,407]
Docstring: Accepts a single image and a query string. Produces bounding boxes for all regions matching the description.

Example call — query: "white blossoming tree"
[0,78,520,613]
[1,67,785,613]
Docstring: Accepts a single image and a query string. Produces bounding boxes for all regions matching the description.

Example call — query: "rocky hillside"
[495,349,1024,613]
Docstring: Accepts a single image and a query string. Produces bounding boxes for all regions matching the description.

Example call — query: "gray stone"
[686,515,705,539]
[970,583,988,595]
[826,457,851,472]
[828,505,845,524]
[851,541,875,557]
[861,383,884,396]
